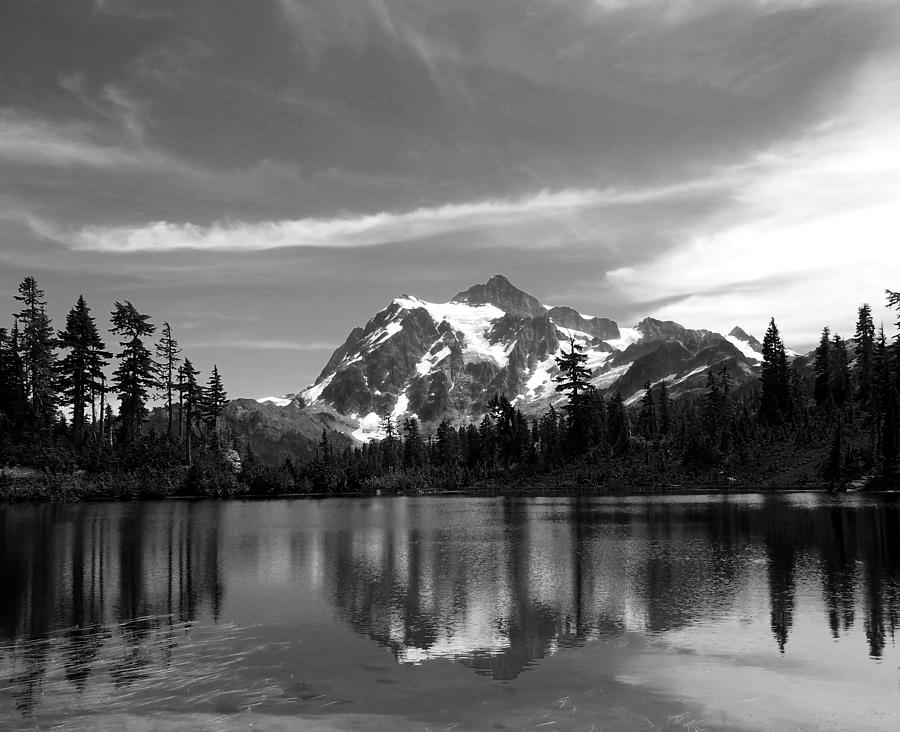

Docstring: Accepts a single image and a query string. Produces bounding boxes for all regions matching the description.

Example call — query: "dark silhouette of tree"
[203,364,227,435]
[814,326,832,409]
[554,340,593,454]
[155,322,181,439]
[402,417,425,470]
[110,301,156,443]
[57,295,110,446]
[760,318,791,424]
[854,304,875,409]
[828,334,850,410]
[180,358,201,464]
[14,276,58,426]
[0,325,28,429]
[638,381,657,439]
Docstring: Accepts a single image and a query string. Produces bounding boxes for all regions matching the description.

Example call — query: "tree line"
[0,277,232,496]
[265,290,900,494]
[2,277,899,498]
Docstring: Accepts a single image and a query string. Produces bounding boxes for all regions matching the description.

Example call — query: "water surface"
[1,493,899,730]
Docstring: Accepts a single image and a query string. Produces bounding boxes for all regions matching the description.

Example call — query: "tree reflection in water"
[0,494,898,723]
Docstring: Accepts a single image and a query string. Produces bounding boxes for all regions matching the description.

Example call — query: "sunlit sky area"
[2,0,899,398]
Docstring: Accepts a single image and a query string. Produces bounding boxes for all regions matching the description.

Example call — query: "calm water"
[1,494,899,731]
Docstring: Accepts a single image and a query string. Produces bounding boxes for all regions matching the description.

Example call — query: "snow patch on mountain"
[351,411,383,442]
[392,393,411,420]
[415,345,452,376]
[585,350,612,372]
[525,354,558,397]
[725,335,762,362]
[395,296,509,366]
[592,363,631,389]
[556,326,595,345]
[604,327,642,351]
[256,396,293,407]
[302,373,335,404]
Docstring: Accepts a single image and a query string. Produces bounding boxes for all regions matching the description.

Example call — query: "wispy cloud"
[0,111,151,170]
[607,68,900,343]
[36,180,720,253]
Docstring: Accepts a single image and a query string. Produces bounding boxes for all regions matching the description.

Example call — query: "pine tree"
[0,326,28,429]
[155,322,181,439]
[381,413,397,471]
[854,304,876,410]
[813,326,831,408]
[180,358,201,463]
[203,364,227,436]
[318,429,331,464]
[554,340,593,453]
[638,381,656,439]
[402,417,424,470]
[14,276,58,426]
[760,318,791,424]
[110,301,156,443]
[828,335,850,410]
[57,295,110,446]
[103,403,115,447]
[434,419,458,469]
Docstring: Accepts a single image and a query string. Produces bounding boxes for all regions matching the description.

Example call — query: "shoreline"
[4,480,892,505]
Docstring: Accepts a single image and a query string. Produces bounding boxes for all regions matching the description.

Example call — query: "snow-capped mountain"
[296,275,764,439]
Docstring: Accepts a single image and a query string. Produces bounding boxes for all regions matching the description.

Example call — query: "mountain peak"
[729,326,762,350]
[451,274,546,318]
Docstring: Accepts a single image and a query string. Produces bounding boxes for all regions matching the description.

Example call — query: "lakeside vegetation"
[1,277,899,500]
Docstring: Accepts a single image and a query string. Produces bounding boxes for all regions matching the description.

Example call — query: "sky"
[2,0,899,399]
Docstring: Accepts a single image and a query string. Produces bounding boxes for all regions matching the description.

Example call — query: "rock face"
[296,275,766,438]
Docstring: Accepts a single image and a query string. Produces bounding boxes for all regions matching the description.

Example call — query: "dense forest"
[1,277,899,499]
[0,277,235,499]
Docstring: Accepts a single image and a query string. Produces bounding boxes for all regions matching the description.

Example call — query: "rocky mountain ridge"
[292,275,766,441]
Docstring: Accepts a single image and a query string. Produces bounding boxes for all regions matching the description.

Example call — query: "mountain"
[295,275,766,441]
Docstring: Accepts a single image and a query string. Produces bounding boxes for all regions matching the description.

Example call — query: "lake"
[1,493,898,731]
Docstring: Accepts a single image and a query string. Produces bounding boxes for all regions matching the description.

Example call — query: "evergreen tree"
[155,322,182,439]
[57,295,110,446]
[180,358,201,463]
[554,340,593,453]
[638,381,656,439]
[0,326,28,429]
[110,301,156,443]
[103,403,115,447]
[318,429,331,464]
[828,335,850,410]
[434,419,458,470]
[14,276,58,426]
[402,417,425,470]
[381,413,398,471]
[203,364,227,435]
[854,304,875,409]
[813,326,831,408]
[760,318,791,424]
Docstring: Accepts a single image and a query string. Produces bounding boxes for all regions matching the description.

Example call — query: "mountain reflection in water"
[0,494,898,727]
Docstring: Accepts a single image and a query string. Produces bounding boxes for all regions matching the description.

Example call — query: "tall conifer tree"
[203,364,227,436]
[14,277,58,426]
[760,318,791,423]
[554,340,593,453]
[155,322,182,439]
[110,301,156,443]
[57,295,110,446]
